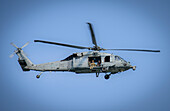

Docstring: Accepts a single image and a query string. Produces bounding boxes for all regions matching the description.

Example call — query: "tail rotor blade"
[9,50,18,58]
[11,43,18,48]
[21,42,29,49]
[9,53,15,58]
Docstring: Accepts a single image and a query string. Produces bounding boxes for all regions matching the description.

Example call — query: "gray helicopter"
[10,23,160,79]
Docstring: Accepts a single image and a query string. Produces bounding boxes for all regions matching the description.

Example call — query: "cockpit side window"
[115,56,121,61]
[104,56,110,62]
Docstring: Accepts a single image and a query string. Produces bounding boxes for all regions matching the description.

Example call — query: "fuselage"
[27,51,133,74]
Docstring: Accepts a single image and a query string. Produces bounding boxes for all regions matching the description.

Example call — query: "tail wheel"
[36,72,43,79]
[36,75,40,79]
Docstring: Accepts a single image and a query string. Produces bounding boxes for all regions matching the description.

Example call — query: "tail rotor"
[10,42,29,58]
[10,50,18,58]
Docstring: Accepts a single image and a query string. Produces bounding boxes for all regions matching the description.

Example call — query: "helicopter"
[10,22,160,80]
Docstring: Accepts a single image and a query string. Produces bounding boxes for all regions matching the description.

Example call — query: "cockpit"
[115,56,127,62]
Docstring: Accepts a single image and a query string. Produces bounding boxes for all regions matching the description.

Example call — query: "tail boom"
[10,42,34,71]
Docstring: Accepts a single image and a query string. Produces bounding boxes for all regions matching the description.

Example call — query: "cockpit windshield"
[115,56,127,62]
[119,56,127,62]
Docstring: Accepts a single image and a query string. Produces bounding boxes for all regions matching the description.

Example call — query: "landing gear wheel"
[36,75,40,79]
[104,74,110,80]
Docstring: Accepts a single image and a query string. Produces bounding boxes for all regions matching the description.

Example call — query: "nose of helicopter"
[130,65,136,71]
[126,62,136,71]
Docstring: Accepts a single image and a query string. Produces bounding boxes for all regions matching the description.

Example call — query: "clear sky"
[0,0,170,111]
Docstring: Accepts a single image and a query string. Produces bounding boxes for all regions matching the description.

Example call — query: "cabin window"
[88,57,101,66]
[104,56,110,62]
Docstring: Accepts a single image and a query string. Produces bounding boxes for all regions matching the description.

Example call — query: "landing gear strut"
[104,74,111,80]
[96,72,100,77]
[36,72,43,79]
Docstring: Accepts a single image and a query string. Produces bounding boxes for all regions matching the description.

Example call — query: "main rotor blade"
[103,49,160,52]
[34,40,91,49]
[87,22,98,47]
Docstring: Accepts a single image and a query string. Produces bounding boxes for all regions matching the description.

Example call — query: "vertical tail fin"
[10,42,34,71]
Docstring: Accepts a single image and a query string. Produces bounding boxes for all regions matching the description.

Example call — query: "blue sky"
[0,0,170,111]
